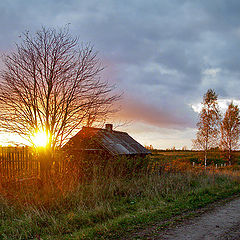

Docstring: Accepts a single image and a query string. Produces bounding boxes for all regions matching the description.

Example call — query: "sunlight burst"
[31,130,49,147]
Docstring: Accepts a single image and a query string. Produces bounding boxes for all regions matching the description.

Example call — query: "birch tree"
[220,102,240,164]
[193,89,220,167]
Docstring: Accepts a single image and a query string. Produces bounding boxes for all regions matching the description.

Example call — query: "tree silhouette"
[0,27,119,151]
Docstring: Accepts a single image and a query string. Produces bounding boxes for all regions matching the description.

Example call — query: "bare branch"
[0,27,120,150]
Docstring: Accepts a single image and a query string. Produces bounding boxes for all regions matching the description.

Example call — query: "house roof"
[64,126,151,156]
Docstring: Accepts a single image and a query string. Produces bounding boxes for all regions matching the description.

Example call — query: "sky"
[0,0,240,149]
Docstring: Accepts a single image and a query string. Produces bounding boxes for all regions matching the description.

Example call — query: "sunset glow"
[31,130,49,148]
[0,1,239,150]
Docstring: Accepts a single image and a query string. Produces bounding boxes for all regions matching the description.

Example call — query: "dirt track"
[127,196,240,240]
[160,196,240,240]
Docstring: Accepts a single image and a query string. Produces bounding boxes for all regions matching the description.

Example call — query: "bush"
[59,153,150,181]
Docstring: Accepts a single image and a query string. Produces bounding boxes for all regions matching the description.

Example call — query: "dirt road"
[127,196,240,240]
[160,197,240,240]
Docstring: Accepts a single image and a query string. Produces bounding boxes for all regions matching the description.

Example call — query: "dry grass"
[0,154,240,239]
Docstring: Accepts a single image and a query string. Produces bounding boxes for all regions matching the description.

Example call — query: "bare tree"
[0,27,120,151]
[192,89,220,167]
[220,102,240,164]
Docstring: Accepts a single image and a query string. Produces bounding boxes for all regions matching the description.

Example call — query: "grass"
[0,154,240,239]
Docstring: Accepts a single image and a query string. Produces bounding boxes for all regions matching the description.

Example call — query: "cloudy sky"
[0,0,240,149]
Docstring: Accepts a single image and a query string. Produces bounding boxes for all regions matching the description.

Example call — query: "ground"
[1,149,240,239]
[124,194,240,240]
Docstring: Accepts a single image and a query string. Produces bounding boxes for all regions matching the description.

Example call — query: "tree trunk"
[204,152,207,169]
[39,147,53,184]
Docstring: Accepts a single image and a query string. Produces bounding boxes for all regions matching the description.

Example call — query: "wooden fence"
[0,147,92,183]
[0,147,40,182]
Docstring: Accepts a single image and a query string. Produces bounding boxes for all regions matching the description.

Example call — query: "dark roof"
[64,126,151,156]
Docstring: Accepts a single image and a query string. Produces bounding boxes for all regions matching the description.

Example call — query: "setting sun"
[31,130,49,147]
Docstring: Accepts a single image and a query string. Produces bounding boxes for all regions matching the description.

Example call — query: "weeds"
[0,154,240,239]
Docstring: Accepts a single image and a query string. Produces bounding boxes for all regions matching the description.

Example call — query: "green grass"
[1,167,240,240]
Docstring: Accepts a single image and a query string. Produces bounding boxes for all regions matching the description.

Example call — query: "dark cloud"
[0,0,240,147]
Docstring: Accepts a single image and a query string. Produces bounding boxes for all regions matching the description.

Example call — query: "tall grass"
[0,155,240,239]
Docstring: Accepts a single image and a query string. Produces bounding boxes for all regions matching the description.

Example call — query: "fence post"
[0,146,40,181]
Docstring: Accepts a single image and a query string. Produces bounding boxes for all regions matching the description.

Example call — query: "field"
[1,150,240,239]
[151,149,240,165]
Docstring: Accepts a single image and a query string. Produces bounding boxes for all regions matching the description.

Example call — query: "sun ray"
[31,130,49,148]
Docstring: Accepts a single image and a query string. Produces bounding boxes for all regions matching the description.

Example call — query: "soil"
[123,195,240,240]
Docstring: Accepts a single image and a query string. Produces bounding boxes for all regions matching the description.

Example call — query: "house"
[63,124,151,157]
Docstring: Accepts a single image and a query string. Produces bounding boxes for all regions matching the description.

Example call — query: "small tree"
[193,89,220,167]
[220,102,240,164]
[182,146,187,151]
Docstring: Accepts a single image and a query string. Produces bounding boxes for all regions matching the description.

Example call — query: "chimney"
[105,124,113,131]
